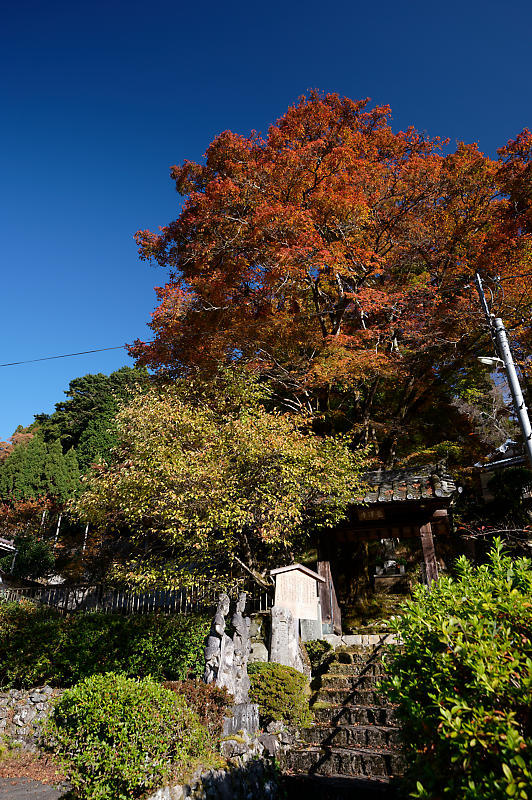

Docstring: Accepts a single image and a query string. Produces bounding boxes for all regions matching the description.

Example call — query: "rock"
[259,733,280,756]
[0,686,64,751]
[204,593,231,687]
[146,787,170,800]
[15,706,37,725]
[323,632,401,649]
[216,633,236,696]
[205,593,256,725]
[248,641,268,663]
[249,612,268,640]
[220,737,249,758]
[279,728,295,745]
[145,737,284,799]
[146,786,185,800]
[266,720,285,734]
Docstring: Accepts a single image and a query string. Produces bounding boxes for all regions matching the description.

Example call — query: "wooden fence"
[0,582,273,616]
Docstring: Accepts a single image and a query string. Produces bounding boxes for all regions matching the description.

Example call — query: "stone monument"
[204,592,258,734]
[231,592,252,704]
[204,593,234,690]
[269,605,308,675]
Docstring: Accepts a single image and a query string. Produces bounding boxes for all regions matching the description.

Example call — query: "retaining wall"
[147,729,290,800]
[0,686,63,750]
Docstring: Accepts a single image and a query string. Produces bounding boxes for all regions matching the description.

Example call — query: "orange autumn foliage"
[131,92,532,464]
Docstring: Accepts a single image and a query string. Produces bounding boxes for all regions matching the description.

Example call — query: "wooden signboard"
[270,564,325,621]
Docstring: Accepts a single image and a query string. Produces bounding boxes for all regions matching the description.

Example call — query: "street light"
[477,357,504,368]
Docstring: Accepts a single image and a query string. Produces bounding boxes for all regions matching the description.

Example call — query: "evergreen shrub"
[248,662,312,727]
[0,533,55,579]
[385,541,532,800]
[44,672,209,800]
[0,601,209,688]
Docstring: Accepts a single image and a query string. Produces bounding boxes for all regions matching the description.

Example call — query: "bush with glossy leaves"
[44,673,209,800]
[385,541,532,800]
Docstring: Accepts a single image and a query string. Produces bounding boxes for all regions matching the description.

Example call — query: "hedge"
[248,661,312,727]
[0,600,210,688]
[385,541,532,800]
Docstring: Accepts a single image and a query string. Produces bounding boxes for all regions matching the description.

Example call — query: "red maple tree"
[131,92,532,464]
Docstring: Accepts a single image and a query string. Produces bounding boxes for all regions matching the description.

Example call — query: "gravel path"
[0,777,66,799]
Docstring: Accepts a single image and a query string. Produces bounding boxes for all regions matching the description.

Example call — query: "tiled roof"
[361,464,457,504]
[475,439,527,471]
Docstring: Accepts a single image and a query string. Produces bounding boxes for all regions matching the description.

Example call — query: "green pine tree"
[21,435,48,499]
[44,439,79,502]
[76,412,116,471]
[63,448,81,498]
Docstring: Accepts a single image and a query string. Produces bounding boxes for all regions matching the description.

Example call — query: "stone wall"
[147,727,292,800]
[1,688,295,800]
[0,686,63,750]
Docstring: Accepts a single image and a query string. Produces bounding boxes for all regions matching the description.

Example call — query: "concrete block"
[323,633,342,649]
[342,635,362,646]
[299,618,322,641]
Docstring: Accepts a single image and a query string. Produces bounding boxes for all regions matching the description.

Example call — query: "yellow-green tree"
[76,374,364,587]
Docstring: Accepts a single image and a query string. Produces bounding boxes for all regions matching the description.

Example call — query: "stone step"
[285,745,405,779]
[335,646,383,658]
[318,674,384,690]
[302,724,401,750]
[312,704,398,727]
[325,633,401,649]
[333,656,388,671]
[313,687,389,706]
[281,773,401,799]
[325,662,389,677]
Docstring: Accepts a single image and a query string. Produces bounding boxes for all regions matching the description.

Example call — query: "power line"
[0,346,128,368]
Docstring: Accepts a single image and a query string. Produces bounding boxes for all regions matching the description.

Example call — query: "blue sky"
[1,0,531,440]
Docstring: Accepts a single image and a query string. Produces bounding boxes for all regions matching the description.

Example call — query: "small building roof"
[0,536,15,555]
[270,563,326,583]
[361,464,457,505]
[474,439,527,472]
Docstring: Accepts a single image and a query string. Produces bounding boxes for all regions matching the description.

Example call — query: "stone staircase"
[283,642,405,799]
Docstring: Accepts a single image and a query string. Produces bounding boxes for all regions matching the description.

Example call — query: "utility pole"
[474,273,532,469]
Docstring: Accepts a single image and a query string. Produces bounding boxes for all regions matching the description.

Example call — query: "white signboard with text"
[271,564,324,620]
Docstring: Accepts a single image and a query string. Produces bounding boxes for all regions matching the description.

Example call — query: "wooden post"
[419,521,439,586]
[317,559,342,635]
